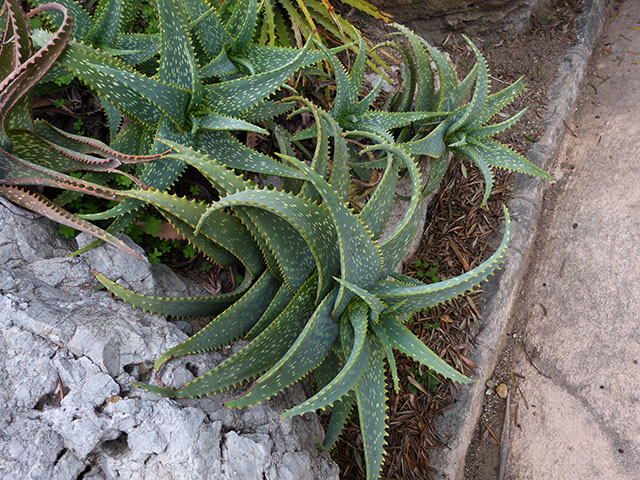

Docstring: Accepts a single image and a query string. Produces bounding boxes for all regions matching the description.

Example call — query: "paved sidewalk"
[501,1,640,478]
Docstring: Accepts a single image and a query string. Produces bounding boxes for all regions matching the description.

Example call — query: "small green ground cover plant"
[0,1,552,478]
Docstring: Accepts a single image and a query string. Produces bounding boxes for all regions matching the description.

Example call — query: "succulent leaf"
[471,138,552,180]
[380,314,470,383]
[204,37,312,116]
[282,154,382,317]
[244,283,294,340]
[452,142,494,205]
[203,188,339,300]
[196,130,304,179]
[283,301,371,417]
[95,270,251,319]
[226,288,340,408]
[359,140,422,277]
[321,392,356,450]
[355,343,388,480]
[370,322,399,393]
[140,273,319,398]
[357,154,399,240]
[152,270,277,370]
[470,76,526,128]
[373,206,511,315]
[117,187,265,277]
[399,120,449,158]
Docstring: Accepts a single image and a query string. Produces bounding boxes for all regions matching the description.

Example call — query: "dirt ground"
[332,1,593,479]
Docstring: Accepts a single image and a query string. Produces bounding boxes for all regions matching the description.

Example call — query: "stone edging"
[427,1,610,478]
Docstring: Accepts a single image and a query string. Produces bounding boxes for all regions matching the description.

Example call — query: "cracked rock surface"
[0,198,339,480]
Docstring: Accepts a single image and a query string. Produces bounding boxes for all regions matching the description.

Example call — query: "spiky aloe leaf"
[95,270,251,319]
[243,44,328,73]
[355,343,389,480]
[370,323,399,393]
[347,30,367,106]
[423,152,450,196]
[324,113,351,202]
[282,154,382,317]
[114,33,161,65]
[238,99,295,123]
[32,31,190,127]
[224,0,257,56]
[79,119,193,223]
[29,0,92,41]
[334,278,386,323]
[287,99,330,204]
[373,206,511,315]
[239,208,316,292]
[351,111,447,133]
[451,141,494,205]
[0,11,14,80]
[196,130,304,179]
[321,392,356,450]
[199,112,267,134]
[465,107,527,140]
[467,138,553,180]
[137,272,318,398]
[350,76,383,117]
[448,36,488,132]
[9,130,121,172]
[116,188,265,277]
[85,0,123,46]
[0,185,142,259]
[152,270,278,370]
[469,76,525,128]
[0,146,128,201]
[357,154,399,240]
[393,23,434,112]
[313,39,351,121]
[225,288,340,408]
[399,120,449,158]
[422,37,459,112]
[203,188,339,299]
[358,139,422,277]
[185,0,229,59]
[156,0,200,100]
[159,211,237,267]
[31,120,167,164]
[244,282,294,340]
[379,314,470,383]
[283,301,371,417]
[8,0,34,64]
[454,62,479,108]
[204,37,312,116]
[199,46,237,79]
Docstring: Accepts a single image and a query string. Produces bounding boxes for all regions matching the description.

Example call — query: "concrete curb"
[427,1,610,478]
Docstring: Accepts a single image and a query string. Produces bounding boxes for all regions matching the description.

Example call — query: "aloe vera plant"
[95,111,512,480]
[390,24,554,202]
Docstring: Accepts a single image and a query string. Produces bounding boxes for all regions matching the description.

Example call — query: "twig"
[562,120,578,137]
[498,390,511,480]
[482,421,501,446]
[56,371,65,402]
[523,346,552,380]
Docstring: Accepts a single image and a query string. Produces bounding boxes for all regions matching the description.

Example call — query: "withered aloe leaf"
[1,1,72,150]
[0,185,141,259]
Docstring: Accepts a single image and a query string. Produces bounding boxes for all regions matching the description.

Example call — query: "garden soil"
[464,0,640,478]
